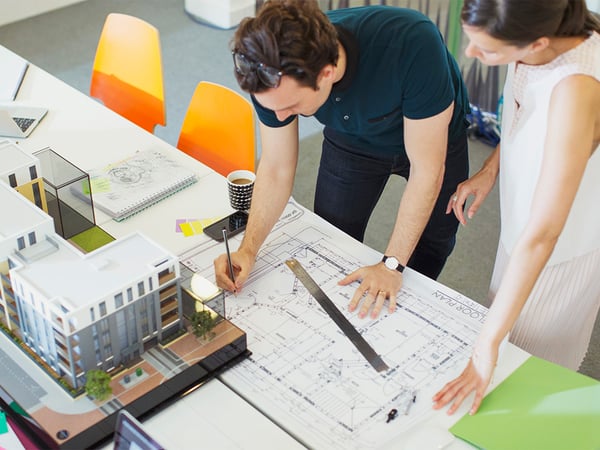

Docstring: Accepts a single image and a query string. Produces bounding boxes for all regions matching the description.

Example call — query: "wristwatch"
[382,255,405,273]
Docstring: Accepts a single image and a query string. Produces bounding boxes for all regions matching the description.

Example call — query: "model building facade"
[0,180,183,389]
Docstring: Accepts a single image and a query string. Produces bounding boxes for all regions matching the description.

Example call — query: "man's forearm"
[385,166,444,265]
[392,103,454,265]
[239,167,293,258]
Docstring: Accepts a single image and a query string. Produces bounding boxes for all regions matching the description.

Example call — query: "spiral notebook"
[87,149,197,221]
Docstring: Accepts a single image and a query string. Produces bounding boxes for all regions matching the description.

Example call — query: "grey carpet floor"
[1,0,597,380]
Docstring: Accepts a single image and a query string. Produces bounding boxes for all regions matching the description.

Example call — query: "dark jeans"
[314,130,469,280]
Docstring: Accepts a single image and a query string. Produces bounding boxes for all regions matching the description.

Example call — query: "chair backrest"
[177,81,255,177]
[90,13,166,133]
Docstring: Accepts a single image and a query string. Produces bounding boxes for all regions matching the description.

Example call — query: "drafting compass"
[285,258,389,373]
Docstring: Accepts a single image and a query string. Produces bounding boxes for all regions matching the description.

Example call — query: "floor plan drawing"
[180,199,488,449]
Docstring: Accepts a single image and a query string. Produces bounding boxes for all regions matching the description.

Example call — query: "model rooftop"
[13,232,174,312]
[0,139,38,175]
[0,179,51,239]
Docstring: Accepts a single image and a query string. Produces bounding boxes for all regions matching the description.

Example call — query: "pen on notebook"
[222,228,236,286]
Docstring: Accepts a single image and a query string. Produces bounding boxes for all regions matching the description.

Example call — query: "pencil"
[222,228,235,284]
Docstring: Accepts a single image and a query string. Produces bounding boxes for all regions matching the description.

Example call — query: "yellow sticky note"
[189,220,204,234]
[200,218,217,228]
[179,222,195,237]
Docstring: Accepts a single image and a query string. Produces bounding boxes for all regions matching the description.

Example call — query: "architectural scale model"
[0,142,247,449]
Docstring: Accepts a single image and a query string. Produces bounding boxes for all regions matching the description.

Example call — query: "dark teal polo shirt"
[252,6,469,155]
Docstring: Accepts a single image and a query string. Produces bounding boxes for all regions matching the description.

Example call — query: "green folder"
[450,356,600,450]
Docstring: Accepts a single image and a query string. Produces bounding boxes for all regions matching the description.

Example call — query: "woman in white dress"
[433,0,600,415]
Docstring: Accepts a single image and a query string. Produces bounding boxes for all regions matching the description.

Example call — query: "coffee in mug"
[231,178,252,185]
[226,169,256,210]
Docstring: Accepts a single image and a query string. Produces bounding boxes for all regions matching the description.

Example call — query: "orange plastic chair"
[90,13,166,133]
[177,81,256,177]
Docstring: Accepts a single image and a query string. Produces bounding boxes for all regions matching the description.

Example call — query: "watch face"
[385,256,398,270]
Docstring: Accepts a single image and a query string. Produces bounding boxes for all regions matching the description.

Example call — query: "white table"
[4,45,531,449]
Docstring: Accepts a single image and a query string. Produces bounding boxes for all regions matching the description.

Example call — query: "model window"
[29,165,38,179]
[141,319,149,336]
[32,182,42,208]
[138,281,145,296]
[99,301,107,317]
[101,330,110,346]
[149,302,157,331]
[28,232,36,245]
[149,277,153,290]
[17,236,25,250]
[8,173,17,187]
[127,287,133,302]
[90,307,95,322]
[115,293,123,308]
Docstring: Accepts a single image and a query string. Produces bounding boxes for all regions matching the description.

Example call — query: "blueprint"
[180,199,487,449]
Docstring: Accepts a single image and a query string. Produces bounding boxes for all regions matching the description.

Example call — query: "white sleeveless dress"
[489,32,600,370]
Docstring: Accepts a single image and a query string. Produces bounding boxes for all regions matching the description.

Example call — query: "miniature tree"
[85,369,112,401]
[191,309,216,340]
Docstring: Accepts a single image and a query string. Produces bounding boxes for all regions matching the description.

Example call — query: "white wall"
[0,0,87,27]
[587,0,600,13]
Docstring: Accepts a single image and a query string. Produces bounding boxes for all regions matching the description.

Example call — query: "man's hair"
[462,0,600,47]
[231,0,339,93]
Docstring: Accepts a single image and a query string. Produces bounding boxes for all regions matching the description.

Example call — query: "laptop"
[0,104,48,138]
[113,409,165,450]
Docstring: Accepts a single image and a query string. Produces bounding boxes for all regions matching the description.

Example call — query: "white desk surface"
[4,46,531,449]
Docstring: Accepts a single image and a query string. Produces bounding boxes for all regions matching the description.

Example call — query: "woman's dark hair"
[231,0,339,93]
[462,0,600,47]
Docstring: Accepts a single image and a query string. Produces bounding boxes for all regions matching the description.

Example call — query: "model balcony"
[159,284,177,300]
[158,271,176,285]
[159,297,178,315]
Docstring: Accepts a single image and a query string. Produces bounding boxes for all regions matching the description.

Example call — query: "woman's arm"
[433,73,599,415]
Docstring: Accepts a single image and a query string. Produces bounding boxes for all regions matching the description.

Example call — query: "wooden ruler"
[285,258,389,373]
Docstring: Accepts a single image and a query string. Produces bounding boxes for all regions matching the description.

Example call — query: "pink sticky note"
[175,219,187,232]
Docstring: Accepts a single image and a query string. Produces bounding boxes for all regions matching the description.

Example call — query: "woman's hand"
[447,159,498,225]
[432,345,498,415]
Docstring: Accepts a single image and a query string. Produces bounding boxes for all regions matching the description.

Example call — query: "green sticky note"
[90,177,111,193]
[81,178,91,195]
[450,356,600,450]
[0,410,7,434]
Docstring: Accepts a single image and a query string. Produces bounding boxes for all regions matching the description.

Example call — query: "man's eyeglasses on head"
[232,51,283,88]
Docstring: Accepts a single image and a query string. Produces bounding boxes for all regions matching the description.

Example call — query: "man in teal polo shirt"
[215,0,470,319]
